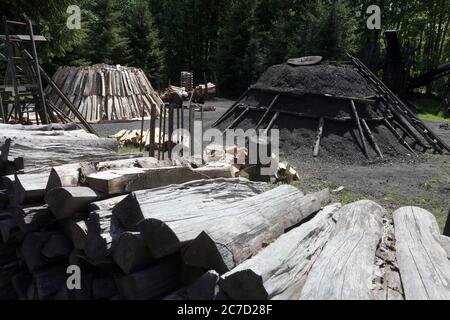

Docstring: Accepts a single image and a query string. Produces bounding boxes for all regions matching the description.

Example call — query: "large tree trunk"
[113,178,269,231]
[393,206,450,300]
[182,188,331,274]
[299,200,385,300]
[218,204,341,300]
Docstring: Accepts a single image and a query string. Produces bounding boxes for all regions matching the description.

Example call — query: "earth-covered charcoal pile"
[214,58,449,164]
[45,65,164,123]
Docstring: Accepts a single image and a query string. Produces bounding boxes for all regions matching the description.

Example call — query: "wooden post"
[224,107,250,132]
[189,102,195,157]
[350,100,369,158]
[264,112,280,135]
[157,104,163,160]
[149,102,156,157]
[383,119,416,154]
[313,117,325,157]
[168,104,174,159]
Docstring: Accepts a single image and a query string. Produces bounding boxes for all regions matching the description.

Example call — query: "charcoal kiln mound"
[214,56,449,164]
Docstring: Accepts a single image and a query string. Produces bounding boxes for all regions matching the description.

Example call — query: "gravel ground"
[93,99,450,228]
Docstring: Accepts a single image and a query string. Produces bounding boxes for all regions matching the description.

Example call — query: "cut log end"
[138,218,180,259]
[219,269,268,300]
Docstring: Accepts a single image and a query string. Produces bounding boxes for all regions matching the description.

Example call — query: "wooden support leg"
[313,117,325,158]
[255,94,279,130]
[383,119,416,155]
[350,100,369,158]
[263,112,280,135]
[361,119,384,159]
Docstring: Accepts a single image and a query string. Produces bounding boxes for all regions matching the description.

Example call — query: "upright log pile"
[45,65,164,123]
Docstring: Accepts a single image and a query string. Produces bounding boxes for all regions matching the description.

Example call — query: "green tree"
[122,0,165,82]
[84,0,130,65]
[213,0,257,97]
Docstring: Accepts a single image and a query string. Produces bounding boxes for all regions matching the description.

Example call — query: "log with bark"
[182,188,331,274]
[218,204,341,300]
[299,200,385,300]
[393,206,450,300]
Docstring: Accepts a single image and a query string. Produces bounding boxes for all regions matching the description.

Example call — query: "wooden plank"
[299,200,385,300]
[182,188,331,274]
[393,206,450,300]
[219,204,341,300]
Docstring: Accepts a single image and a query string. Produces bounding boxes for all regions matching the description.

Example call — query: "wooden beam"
[219,204,341,300]
[224,107,250,132]
[383,119,416,154]
[350,100,369,158]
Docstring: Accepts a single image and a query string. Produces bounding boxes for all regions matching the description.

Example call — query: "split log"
[313,118,324,157]
[45,187,107,219]
[12,205,54,233]
[67,220,88,251]
[112,232,153,274]
[0,218,22,244]
[86,167,148,195]
[219,204,341,300]
[12,172,50,205]
[115,258,180,300]
[84,196,127,261]
[444,208,450,237]
[21,232,56,271]
[113,178,269,231]
[182,188,331,274]
[393,207,450,300]
[350,100,369,158]
[299,200,385,300]
[0,243,16,266]
[11,271,32,300]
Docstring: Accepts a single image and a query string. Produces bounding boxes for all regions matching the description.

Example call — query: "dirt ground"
[93,98,450,229]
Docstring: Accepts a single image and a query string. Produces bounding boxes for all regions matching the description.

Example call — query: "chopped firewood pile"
[45,65,164,123]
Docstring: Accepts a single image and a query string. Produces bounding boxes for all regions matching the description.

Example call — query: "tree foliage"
[0,0,448,97]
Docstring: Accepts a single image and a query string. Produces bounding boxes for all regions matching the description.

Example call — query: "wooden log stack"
[45,64,164,123]
[1,123,449,300]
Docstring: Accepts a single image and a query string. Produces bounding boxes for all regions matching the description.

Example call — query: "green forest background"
[0,0,449,99]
